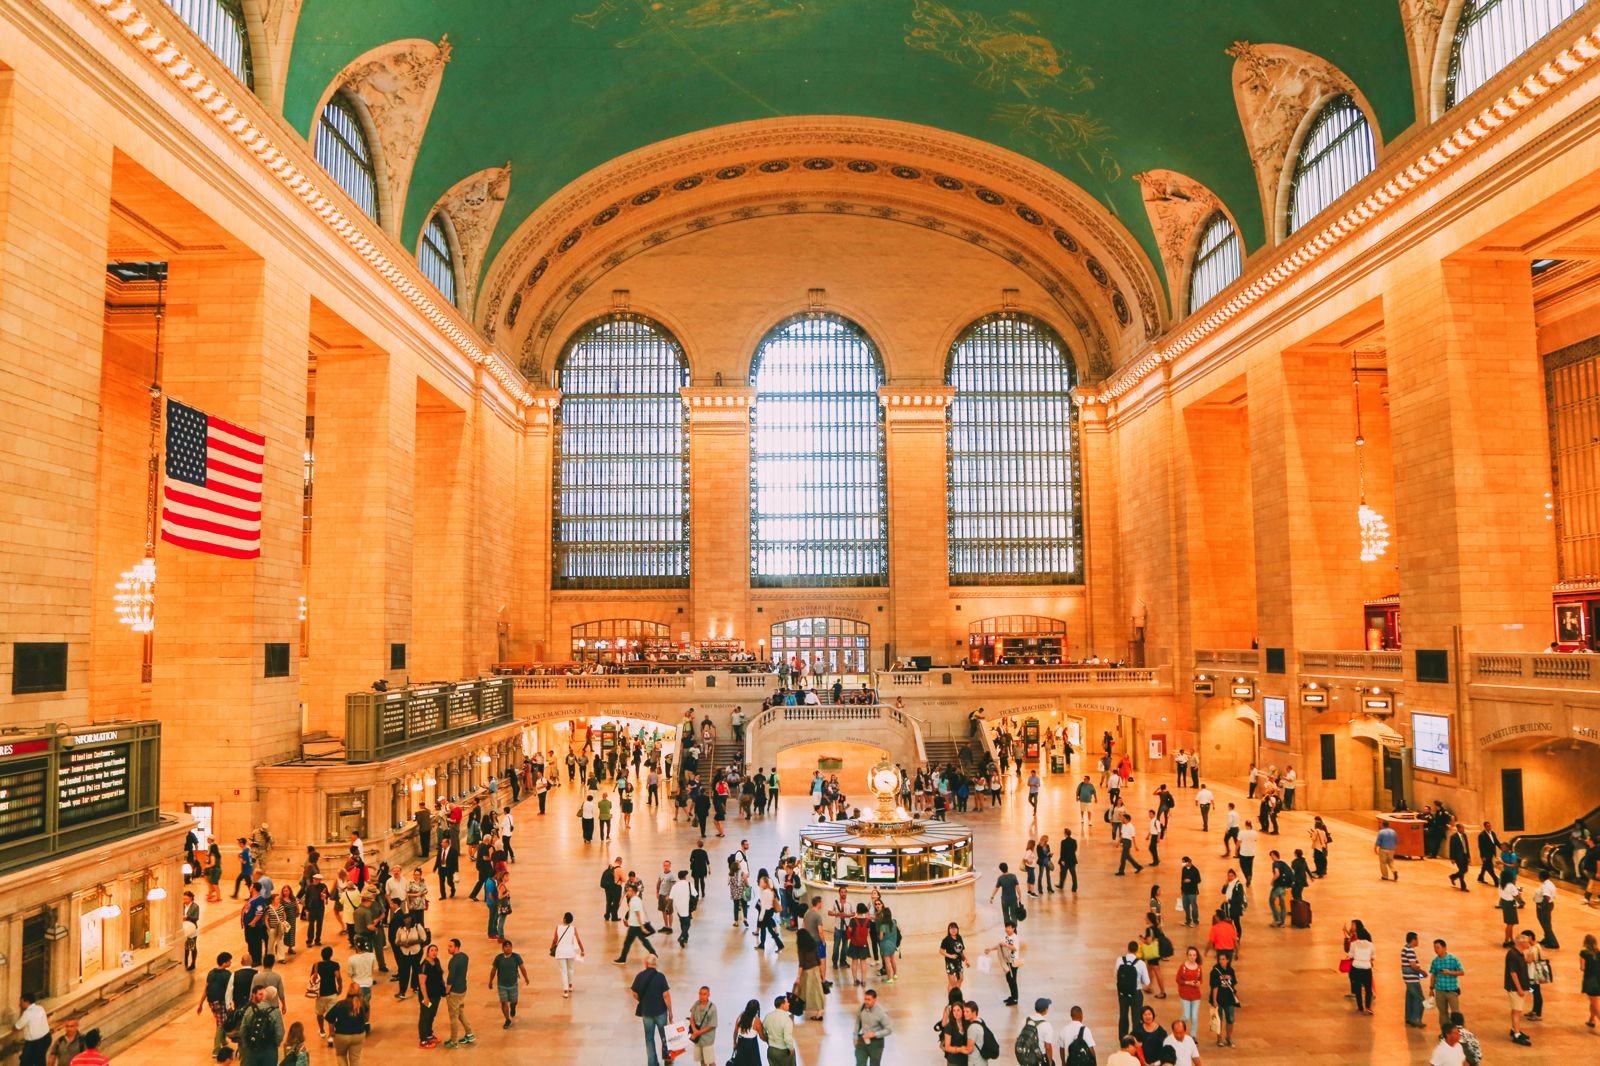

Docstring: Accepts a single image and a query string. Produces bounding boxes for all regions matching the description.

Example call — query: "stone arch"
[418,163,512,317]
[1196,695,1259,780]
[1132,170,1244,319]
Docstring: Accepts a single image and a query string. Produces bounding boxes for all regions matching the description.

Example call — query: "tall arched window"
[315,93,379,222]
[418,213,458,306]
[1445,0,1585,107]
[1286,95,1376,236]
[553,315,690,589]
[947,314,1081,585]
[750,314,887,587]
[163,0,253,88]
[1187,213,1243,314]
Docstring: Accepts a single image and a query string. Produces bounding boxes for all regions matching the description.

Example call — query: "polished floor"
[118,768,1600,1065]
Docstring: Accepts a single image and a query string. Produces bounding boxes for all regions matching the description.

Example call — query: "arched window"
[163,0,253,88]
[946,314,1082,585]
[418,213,458,306]
[553,315,690,589]
[1187,213,1243,314]
[315,93,379,222]
[1446,0,1585,107]
[750,314,887,587]
[968,615,1068,666]
[1286,95,1376,236]
[570,619,672,663]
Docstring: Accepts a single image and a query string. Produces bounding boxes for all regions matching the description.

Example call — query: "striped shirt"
[1401,945,1423,983]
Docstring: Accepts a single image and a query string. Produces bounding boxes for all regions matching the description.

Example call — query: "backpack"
[1065,1029,1097,1066]
[241,1005,274,1046]
[1014,1019,1045,1066]
[974,1020,1000,1062]
[1116,957,1140,994]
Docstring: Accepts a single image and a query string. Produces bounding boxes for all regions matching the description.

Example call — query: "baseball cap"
[1034,997,1052,1012]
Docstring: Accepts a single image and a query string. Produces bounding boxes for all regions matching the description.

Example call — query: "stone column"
[1384,255,1554,657]
[1247,347,1366,652]
[511,390,558,660]
[0,69,113,721]
[152,256,309,836]
[412,383,471,681]
[1075,393,1120,659]
[305,349,416,735]
[881,387,954,663]
[683,386,754,645]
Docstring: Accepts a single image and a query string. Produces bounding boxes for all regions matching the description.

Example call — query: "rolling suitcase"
[1290,898,1312,928]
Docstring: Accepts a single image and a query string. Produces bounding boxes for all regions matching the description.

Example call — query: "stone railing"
[967,667,1159,685]
[888,672,927,687]
[1298,650,1405,677]
[1194,649,1261,667]
[1471,652,1599,685]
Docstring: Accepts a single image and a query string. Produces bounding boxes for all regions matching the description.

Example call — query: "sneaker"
[462,1034,476,1044]
[443,1041,459,1049]
[502,1020,512,1030]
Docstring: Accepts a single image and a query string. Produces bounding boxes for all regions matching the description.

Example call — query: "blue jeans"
[487,904,502,939]
[1181,892,1199,925]
[642,1012,669,1066]
[1404,981,1424,1026]
[1180,997,1199,1032]
[1269,886,1287,924]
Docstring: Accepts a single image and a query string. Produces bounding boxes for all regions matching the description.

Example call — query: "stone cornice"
[879,386,956,409]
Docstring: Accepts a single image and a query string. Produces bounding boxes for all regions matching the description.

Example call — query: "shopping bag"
[1208,1007,1221,1035]
[977,953,993,974]
[664,1020,692,1060]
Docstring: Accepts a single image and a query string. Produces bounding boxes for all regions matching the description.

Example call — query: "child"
[280,1021,310,1066]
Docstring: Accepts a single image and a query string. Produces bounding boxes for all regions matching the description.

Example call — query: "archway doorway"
[1197,696,1258,780]
[770,617,871,678]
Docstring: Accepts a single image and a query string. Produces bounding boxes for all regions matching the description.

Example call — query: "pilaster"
[881,386,955,661]
[683,386,755,643]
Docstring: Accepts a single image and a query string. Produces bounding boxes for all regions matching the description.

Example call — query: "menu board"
[0,757,48,844]
[58,743,132,827]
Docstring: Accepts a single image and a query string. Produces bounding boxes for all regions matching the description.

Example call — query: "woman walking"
[1309,817,1332,878]
[731,999,765,1066]
[550,912,584,998]
[311,945,342,1047]
[729,854,750,927]
[1344,919,1376,1014]
[325,983,370,1066]
[941,922,968,990]
[580,793,597,843]
[876,905,902,983]
[1579,933,1600,1029]
[1208,949,1239,1048]
[414,943,446,1047]
[205,841,224,902]
[845,903,873,986]
[405,867,429,924]
[1175,946,1204,1033]
[1140,913,1168,999]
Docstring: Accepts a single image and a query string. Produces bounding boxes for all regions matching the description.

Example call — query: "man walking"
[1237,821,1258,886]
[434,836,458,899]
[990,863,1022,925]
[1375,822,1399,882]
[631,956,672,1066]
[1268,850,1292,927]
[687,986,718,1066]
[488,939,528,1030]
[601,857,624,922]
[689,840,710,898]
[1428,938,1465,1033]
[443,939,475,1048]
[1058,829,1079,893]
[1027,770,1042,811]
[615,884,657,963]
[656,861,677,937]
[1180,856,1203,926]
[671,871,695,947]
[1114,941,1150,1038]
[1505,931,1534,1046]
[1401,932,1428,1029]
[1116,813,1144,875]
[1476,821,1501,885]
[1075,776,1097,832]
[1195,783,1214,832]
[852,989,892,1066]
[1221,804,1240,857]
[499,808,515,863]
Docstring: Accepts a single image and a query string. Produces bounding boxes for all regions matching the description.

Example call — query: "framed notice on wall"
[1262,696,1287,744]
[1412,712,1453,774]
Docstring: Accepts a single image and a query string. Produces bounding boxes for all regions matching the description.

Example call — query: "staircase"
[711,740,744,775]
[923,738,966,768]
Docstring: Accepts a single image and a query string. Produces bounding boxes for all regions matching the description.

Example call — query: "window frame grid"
[749,314,889,588]
[1187,212,1243,314]
[163,0,253,88]
[315,94,380,223]
[1446,0,1586,108]
[552,314,691,590]
[418,212,459,307]
[1286,95,1376,236]
[945,313,1083,587]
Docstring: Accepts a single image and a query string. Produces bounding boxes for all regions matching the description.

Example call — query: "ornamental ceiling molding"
[478,118,1162,344]
[1397,0,1449,119]
[1133,170,1232,319]
[424,163,512,314]
[1225,41,1371,237]
[315,36,452,238]
[507,192,1115,385]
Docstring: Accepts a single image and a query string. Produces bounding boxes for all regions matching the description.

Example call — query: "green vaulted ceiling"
[283,1,1416,293]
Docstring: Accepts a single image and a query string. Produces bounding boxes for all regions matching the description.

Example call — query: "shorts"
[498,984,519,1004]
[1507,989,1527,1010]
[694,1045,717,1065]
[315,994,337,1017]
[847,945,870,960]
[944,958,963,977]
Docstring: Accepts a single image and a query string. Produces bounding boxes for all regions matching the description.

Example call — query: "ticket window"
[127,873,151,952]
[327,791,368,842]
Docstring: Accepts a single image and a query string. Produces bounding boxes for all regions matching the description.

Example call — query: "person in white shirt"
[1195,786,1215,832]
[669,871,695,947]
[1237,823,1259,887]
[1106,1034,1143,1066]
[346,943,376,1003]
[1163,1018,1202,1066]
[1114,943,1151,1038]
[1534,874,1559,949]
[1282,766,1298,810]
[1108,771,1124,806]
[1057,1005,1096,1060]
[1020,999,1056,1064]
[13,992,50,1066]
[1221,804,1241,857]
[1117,814,1144,875]
[1429,1025,1468,1066]
[499,810,516,863]
[1148,812,1164,867]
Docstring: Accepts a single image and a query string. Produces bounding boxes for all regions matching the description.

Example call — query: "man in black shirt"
[230,955,258,1017]
[1505,931,1533,1046]
[689,841,710,898]
[196,952,233,1058]
[1058,830,1079,893]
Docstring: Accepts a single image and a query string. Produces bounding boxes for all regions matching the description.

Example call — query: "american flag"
[160,398,265,559]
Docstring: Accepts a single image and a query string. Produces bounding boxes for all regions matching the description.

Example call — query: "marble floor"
[115,769,1600,1066]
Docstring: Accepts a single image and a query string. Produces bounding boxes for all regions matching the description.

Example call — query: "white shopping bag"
[976,953,993,975]
[664,1020,693,1059]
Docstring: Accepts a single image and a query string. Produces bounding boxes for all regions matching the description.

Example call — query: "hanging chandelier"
[114,557,157,632]
[114,265,166,652]
[1351,356,1388,562]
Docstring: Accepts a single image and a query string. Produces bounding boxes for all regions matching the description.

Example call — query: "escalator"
[1509,805,1599,885]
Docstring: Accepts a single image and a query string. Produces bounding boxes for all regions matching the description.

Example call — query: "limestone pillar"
[0,69,113,720]
[305,349,416,735]
[152,256,309,835]
[881,387,954,663]
[683,386,754,646]
[1075,393,1120,659]
[1384,255,1554,657]
[511,390,558,661]
[412,383,471,681]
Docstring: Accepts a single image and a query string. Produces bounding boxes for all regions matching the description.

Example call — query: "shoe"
[1511,1032,1532,1046]
[613,957,626,964]
[1524,1014,1541,1022]
[443,1041,459,1049]
[502,1020,512,1030]
[462,1034,476,1044]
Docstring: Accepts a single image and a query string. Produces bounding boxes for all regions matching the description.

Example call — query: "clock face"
[873,769,898,793]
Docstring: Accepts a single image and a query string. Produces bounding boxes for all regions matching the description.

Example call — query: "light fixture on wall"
[146,885,168,902]
[1352,357,1389,563]
[113,265,168,684]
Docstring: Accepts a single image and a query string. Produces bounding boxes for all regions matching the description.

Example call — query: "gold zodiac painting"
[574,0,810,45]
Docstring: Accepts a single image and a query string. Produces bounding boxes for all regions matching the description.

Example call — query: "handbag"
[1530,958,1553,985]
[550,925,569,958]
[305,972,321,998]
[1338,959,1353,974]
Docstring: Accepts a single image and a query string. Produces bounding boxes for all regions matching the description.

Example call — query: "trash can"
[1050,754,1066,775]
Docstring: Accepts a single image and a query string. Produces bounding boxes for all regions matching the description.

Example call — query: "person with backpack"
[964,1002,1000,1065]
[237,987,284,1066]
[1114,941,1151,1038]
[1014,998,1055,1066]
[845,904,874,986]
[1058,1004,1098,1066]
[938,994,971,1065]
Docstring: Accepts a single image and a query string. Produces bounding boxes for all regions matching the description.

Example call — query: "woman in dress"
[549,911,584,999]
[413,942,446,1047]
[1139,912,1168,998]
[940,922,967,990]
[875,905,901,983]
[729,853,750,927]
[732,998,765,1066]
[1579,932,1600,1029]
[205,841,224,902]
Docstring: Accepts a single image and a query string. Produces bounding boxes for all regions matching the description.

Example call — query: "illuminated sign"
[1263,696,1288,743]
[1413,713,1452,774]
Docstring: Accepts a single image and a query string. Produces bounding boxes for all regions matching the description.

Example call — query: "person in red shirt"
[67,1030,109,1066]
